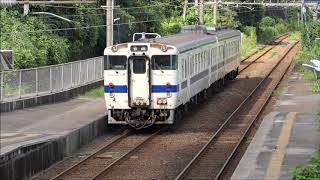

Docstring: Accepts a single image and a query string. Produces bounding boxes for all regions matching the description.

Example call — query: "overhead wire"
[35,3,177,10]
[2,2,294,36]
[0,19,162,35]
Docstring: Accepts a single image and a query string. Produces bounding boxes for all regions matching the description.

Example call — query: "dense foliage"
[291,151,320,180]
[0,4,106,69]
[0,8,70,68]
[0,1,306,69]
[257,16,288,43]
[302,20,320,59]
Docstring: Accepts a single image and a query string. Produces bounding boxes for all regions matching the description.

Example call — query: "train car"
[104,26,241,129]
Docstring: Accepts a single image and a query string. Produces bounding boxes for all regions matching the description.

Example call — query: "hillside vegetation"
[0,1,303,69]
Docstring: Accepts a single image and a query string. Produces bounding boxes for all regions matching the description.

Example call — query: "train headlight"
[165,83,171,90]
[157,98,167,105]
[111,45,118,52]
[160,45,168,52]
[108,82,114,89]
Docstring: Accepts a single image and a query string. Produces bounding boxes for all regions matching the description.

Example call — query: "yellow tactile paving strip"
[264,112,296,180]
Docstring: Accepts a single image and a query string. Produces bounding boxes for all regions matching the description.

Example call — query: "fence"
[0,56,103,102]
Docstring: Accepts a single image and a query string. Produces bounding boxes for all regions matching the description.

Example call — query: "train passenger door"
[128,57,150,107]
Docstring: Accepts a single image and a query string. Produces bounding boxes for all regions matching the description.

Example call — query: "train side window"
[195,54,198,73]
[207,51,210,66]
[187,58,189,77]
[200,53,202,70]
[198,53,201,72]
[211,49,213,65]
[191,55,194,75]
[212,48,217,65]
[184,58,188,78]
[214,48,216,64]
[181,58,185,78]
[104,55,127,70]
[198,53,200,71]
[196,54,198,73]
[213,49,215,65]
[151,55,177,70]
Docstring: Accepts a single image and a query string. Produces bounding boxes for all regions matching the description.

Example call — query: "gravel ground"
[94,40,295,179]
[31,127,126,180]
[33,38,294,180]
[219,42,300,179]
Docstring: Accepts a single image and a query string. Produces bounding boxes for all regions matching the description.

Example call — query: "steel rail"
[241,34,288,62]
[175,41,299,180]
[240,34,289,72]
[91,128,164,180]
[214,41,300,180]
[50,129,131,180]
[89,38,290,180]
[50,34,289,180]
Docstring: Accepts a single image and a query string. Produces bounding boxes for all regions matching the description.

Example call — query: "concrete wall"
[0,116,107,180]
[0,80,103,112]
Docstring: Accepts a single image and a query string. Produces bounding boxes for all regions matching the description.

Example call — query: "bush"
[257,16,288,43]
[259,16,276,27]
[185,6,198,25]
[160,17,183,36]
[291,151,320,180]
[274,19,287,34]
[0,8,69,69]
[218,8,240,28]
[240,26,263,59]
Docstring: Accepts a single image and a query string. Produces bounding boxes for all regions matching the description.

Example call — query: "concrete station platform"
[231,72,320,180]
[0,97,107,179]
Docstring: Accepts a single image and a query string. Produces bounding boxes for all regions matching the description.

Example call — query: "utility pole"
[301,0,305,23]
[199,0,204,25]
[213,0,218,26]
[183,0,188,20]
[195,0,199,15]
[106,0,114,47]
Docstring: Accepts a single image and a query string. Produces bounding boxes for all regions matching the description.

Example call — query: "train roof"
[139,28,241,53]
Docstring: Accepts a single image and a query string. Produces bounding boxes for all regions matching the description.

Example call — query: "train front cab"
[104,44,178,127]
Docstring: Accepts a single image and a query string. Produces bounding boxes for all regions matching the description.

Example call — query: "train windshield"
[132,58,146,74]
[151,55,177,70]
[104,56,127,70]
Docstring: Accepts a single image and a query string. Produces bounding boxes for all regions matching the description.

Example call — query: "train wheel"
[174,106,184,120]
[183,103,189,114]
[218,79,224,91]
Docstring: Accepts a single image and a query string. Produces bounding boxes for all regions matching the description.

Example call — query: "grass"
[290,151,320,180]
[289,31,320,180]
[289,31,320,92]
[240,33,264,60]
[84,86,104,97]
[289,31,301,41]
[311,81,320,93]
[272,85,284,98]
[270,50,279,58]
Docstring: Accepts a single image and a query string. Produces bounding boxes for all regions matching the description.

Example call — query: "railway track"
[240,34,288,72]
[50,128,162,180]
[42,35,292,180]
[89,35,293,180]
[174,41,299,180]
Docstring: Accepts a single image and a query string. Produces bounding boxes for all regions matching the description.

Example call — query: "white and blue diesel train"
[104,26,241,128]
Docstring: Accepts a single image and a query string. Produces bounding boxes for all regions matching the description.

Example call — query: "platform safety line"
[264,112,296,180]
[0,133,42,144]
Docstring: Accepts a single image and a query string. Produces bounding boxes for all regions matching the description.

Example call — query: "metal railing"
[0,56,103,102]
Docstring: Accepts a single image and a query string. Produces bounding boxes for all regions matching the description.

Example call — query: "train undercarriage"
[108,109,174,129]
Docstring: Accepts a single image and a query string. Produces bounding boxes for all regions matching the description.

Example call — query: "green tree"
[0,8,69,68]
[218,8,240,28]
